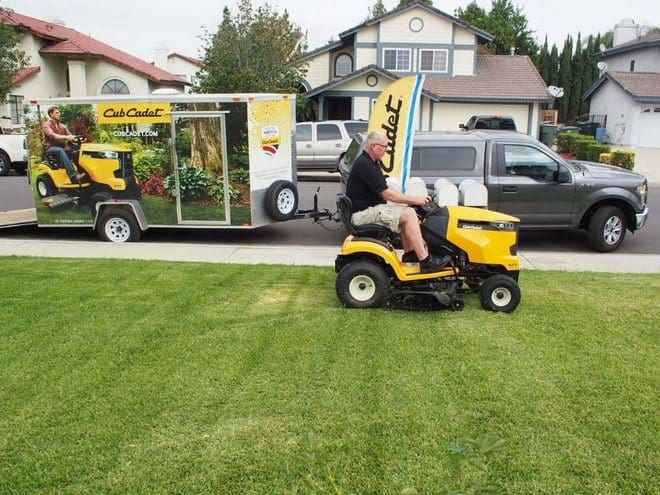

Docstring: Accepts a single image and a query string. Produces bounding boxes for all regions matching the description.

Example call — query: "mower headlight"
[490,221,516,231]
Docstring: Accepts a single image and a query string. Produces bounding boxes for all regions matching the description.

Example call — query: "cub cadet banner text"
[368,74,424,192]
[98,103,171,124]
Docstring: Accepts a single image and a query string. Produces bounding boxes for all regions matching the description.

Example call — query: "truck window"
[411,146,477,176]
[317,124,342,141]
[344,122,368,138]
[503,144,559,181]
[297,124,312,142]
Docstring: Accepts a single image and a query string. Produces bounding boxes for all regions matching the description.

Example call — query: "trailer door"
[171,111,230,225]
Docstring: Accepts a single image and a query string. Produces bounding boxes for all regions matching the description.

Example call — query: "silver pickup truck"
[0,130,28,176]
[339,130,649,252]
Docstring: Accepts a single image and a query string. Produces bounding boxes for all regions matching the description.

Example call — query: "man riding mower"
[334,195,522,312]
[35,135,141,215]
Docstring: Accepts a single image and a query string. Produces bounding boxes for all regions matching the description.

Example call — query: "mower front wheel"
[36,175,57,198]
[336,259,389,308]
[98,208,141,243]
[480,275,521,313]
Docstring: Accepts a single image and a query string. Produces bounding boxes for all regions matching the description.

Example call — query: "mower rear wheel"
[98,208,141,243]
[480,275,521,313]
[36,175,57,198]
[336,259,389,308]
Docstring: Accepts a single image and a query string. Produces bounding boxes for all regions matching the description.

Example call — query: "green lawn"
[1,258,658,494]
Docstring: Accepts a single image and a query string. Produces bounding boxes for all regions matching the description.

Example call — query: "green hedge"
[556,132,574,154]
[573,135,597,159]
[587,143,611,162]
[611,150,635,171]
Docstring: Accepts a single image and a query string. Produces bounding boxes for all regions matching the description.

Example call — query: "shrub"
[611,150,635,171]
[586,143,611,162]
[599,153,612,164]
[229,168,250,185]
[134,148,171,182]
[556,132,574,154]
[574,135,597,160]
[164,166,210,200]
[140,174,167,197]
[207,177,240,205]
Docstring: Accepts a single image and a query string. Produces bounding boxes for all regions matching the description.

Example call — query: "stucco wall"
[454,27,476,45]
[379,7,452,44]
[589,81,635,146]
[356,47,378,69]
[304,52,331,89]
[453,49,475,76]
[356,25,378,43]
[602,46,660,72]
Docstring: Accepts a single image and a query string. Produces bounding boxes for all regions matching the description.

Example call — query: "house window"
[630,60,635,71]
[335,54,352,77]
[101,79,129,94]
[419,50,448,73]
[383,49,411,71]
[8,95,24,125]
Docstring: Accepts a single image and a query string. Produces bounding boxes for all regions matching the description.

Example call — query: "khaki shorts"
[351,204,404,233]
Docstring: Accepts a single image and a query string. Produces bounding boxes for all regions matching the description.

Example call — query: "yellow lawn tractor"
[34,136,141,214]
[335,194,522,312]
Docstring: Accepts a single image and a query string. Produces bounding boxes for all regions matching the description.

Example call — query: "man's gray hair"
[364,130,386,148]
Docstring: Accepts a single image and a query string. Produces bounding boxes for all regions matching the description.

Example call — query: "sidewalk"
[1,237,659,274]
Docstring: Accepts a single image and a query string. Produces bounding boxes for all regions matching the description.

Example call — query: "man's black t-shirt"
[346,151,388,212]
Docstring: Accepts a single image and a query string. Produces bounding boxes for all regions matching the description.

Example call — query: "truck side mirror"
[459,124,468,130]
[557,167,571,183]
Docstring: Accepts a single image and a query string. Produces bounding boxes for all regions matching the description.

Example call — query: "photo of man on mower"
[43,106,84,184]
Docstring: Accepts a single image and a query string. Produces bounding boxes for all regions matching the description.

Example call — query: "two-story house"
[299,0,550,136]
[583,20,660,165]
[0,9,187,130]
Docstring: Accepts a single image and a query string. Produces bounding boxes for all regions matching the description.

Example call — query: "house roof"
[339,0,494,44]
[168,53,203,67]
[299,0,493,63]
[304,64,439,101]
[1,10,187,86]
[12,66,41,84]
[423,55,551,102]
[597,32,660,59]
[582,71,660,102]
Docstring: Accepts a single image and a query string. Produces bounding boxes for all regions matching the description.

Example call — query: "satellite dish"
[597,61,608,71]
[151,88,180,95]
[547,86,564,98]
[599,43,607,52]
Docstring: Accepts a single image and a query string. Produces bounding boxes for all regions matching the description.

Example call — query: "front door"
[171,112,230,224]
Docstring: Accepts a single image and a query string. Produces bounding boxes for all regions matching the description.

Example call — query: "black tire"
[90,192,114,216]
[588,206,627,252]
[98,208,141,243]
[36,175,57,198]
[479,275,521,313]
[0,153,10,176]
[264,180,298,221]
[336,259,390,308]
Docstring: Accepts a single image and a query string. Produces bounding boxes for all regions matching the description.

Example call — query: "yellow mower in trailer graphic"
[35,136,141,214]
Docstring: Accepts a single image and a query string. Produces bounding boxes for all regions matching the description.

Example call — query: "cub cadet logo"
[261,126,280,157]
[98,103,171,124]
[379,95,402,173]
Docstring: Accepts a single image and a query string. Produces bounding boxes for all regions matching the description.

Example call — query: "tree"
[557,35,573,119]
[198,0,307,94]
[397,0,433,7]
[0,12,28,102]
[455,0,538,59]
[367,0,387,19]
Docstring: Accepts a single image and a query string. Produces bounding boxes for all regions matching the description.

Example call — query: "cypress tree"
[569,33,583,121]
[558,35,574,120]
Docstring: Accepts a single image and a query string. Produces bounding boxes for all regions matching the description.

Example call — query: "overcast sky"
[2,0,658,62]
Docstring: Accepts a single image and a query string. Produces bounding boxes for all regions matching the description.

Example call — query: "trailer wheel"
[98,208,141,243]
[36,175,57,198]
[588,206,626,252]
[336,259,389,308]
[264,180,298,221]
[480,275,521,313]
[0,153,11,176]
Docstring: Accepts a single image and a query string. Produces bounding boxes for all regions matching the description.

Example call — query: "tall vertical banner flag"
[367,74,424,193]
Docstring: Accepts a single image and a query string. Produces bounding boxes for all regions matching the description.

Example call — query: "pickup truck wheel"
[264,180,298,221]
[336,259,389,308]
[0,154,10,176]
[480,275,521,313]
[98,208,141,243]
[588,206,626,252]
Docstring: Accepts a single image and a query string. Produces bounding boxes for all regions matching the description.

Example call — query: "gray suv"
[296,120,367,171]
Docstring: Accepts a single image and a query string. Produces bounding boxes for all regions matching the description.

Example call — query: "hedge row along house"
[298,0,551,136]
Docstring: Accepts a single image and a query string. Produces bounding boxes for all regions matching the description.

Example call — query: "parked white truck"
[0,129,28,176]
